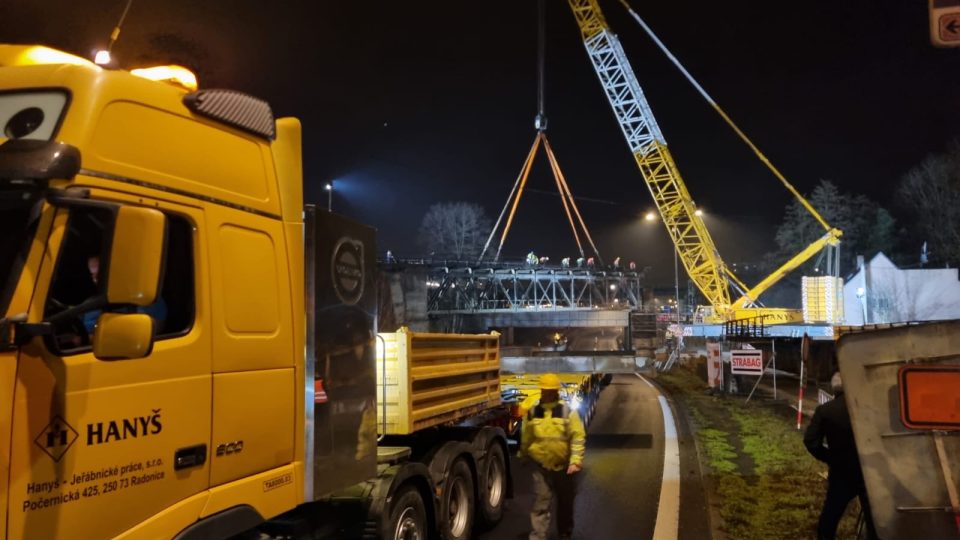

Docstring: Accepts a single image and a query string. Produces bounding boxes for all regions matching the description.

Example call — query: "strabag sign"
[731,349,764,376]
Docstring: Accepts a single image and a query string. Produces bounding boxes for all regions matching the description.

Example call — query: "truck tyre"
[477,443,506,528]
[387,485,427,540]
[440,458,475,540]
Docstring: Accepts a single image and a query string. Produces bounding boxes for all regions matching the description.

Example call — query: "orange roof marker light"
[0,45,97,68]
[130,65,199,92]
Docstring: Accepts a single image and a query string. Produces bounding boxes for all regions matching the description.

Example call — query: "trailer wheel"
[387,485,427,540]
[477,443,506,528]
[441,458,475,540]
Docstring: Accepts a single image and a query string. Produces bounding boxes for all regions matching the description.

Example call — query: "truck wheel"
[477,443,506,528]
[387,485,427,540]
[441,458,475,540]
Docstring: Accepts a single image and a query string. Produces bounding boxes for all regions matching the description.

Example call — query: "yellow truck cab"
[0,45,511,540]
[0,44,308,539]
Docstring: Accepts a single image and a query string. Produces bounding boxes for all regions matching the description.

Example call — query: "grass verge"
[657,367,861,539]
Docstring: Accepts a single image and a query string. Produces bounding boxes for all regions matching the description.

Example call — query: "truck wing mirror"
[0,139,80,181]
[107,206,166,306]
[92,313,154,360]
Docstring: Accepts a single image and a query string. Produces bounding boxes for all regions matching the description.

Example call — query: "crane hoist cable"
[478,0,603,264]
[615,0,831,233]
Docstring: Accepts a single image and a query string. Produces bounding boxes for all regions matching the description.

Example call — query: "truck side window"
[44,207,195,355]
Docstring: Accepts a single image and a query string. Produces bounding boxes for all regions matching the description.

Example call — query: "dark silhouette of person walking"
[804,372,878,540]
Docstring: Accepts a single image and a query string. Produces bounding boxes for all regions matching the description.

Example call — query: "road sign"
[930,0,960,47]
[731,349,764,376]
[898,365,960,430]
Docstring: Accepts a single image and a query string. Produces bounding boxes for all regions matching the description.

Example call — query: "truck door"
[7,198,212,540]
[0,185,50,540]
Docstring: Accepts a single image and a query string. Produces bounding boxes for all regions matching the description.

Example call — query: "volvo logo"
[332,237,364,305]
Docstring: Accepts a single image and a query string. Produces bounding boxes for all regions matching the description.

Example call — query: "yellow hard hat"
[539,373,561,390]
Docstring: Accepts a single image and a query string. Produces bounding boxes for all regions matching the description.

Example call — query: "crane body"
[567,0,842,324]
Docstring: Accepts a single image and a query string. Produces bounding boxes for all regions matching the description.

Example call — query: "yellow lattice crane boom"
[567,0,842,324]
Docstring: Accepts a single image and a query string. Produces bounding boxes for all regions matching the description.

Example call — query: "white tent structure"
[844,252,960,325]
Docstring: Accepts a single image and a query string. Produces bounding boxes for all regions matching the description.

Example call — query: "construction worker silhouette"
[520,373,586,540]
[804,372,878,540]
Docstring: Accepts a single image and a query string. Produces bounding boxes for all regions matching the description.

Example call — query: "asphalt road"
[479,374,667,540]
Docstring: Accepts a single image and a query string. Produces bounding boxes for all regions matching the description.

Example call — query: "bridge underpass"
[379,262,661,367]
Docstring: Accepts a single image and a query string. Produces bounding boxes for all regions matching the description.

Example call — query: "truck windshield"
[0,186,43,316]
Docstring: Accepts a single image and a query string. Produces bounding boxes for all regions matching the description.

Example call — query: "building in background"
[843,253,960,325]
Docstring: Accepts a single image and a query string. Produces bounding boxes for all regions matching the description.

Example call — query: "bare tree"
[898,140,960,266]
[418,202,491,261]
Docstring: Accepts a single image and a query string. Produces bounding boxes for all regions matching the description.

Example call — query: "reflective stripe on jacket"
[520,401,586,471]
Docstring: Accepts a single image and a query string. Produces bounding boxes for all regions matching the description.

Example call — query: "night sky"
[3,0,959,284]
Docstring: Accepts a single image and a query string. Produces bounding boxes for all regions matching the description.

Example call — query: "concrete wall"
[378,268,430,332]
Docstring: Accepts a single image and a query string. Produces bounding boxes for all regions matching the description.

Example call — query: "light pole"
[324,182,333,212]
[646,208,703,346]
[674,236,680,326]
[856,286,867,325]
[644,210,683,349]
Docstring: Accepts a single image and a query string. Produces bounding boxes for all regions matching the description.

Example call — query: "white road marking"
[635,372,654,388]
[639,374,680,540]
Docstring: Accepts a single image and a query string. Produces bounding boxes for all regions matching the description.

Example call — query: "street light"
[324,182,333,211]
[643,211,682,350]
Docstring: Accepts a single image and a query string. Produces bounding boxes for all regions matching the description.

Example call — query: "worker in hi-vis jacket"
[519,373,587,540]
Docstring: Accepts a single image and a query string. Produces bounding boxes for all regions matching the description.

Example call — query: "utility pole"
[675,248,680,324]
[674,228,682,352]
[324,182,332,212]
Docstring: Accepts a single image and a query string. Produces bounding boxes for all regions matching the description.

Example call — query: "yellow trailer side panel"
[376,329,500,435]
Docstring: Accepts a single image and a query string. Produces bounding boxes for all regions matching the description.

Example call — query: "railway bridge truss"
[427,265,643,314]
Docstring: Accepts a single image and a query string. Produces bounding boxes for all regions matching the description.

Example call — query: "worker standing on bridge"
[527,251,539,266]
[804,372,878,540]
[520,373,586,540]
